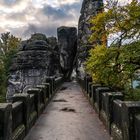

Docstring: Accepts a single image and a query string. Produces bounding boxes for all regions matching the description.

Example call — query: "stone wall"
[77,0,103,77]
[77,76,140,140]
[0,76,63,140]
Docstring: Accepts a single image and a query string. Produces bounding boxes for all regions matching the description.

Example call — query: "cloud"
[1,0,135,39]
[0,0,19,6]
[23,2,81,38]
[23,23,58,37]
[7,12,27,21]
[42,5,72,20]
[0,0,82,39]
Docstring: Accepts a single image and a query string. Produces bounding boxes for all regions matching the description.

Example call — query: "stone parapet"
[0,76,63,140]
[77,76,140,140]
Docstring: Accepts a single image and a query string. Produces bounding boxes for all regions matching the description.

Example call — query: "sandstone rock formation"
[77,0,103,78]
[47,37,61,76]
[7,33,60,101]
[57,26,77,80]
[7,27,78,101]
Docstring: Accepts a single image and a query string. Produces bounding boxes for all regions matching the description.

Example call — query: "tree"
[0,32,21,102]
[89,0,140,47]
[86,0,140,100]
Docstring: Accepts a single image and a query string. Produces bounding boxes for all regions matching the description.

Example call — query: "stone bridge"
[1,76,140,140]
[1,0,140,140]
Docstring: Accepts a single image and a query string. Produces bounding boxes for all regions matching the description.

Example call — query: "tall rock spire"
[77,0,103,77]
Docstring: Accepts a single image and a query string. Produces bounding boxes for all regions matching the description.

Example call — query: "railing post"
[101,92,124,133]
[12,94,30,134]
[0,103,12,140]
[91,84,101,104]
[36,85,47,105]
[111,100,123,140]
[85,76,92,93]
[121,101,140,140]
[42,83,51,99]
[46,77,55,96]
[27,88,42,117]
[135,114,140,140]
[95,87,112,114]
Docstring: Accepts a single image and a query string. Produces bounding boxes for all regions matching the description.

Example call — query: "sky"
[0,0,134,39]
[0,0,82,39]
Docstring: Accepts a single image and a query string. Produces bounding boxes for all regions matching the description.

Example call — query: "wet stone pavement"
[24,81,110,140]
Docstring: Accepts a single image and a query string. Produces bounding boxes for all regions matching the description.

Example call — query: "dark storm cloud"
[42,5,71,19]
[23,23,57,38]
[59,2,82,12]
[1,0,22,6]
[22,1,82,38]
[42,2,81,20]
[4,0,16,4]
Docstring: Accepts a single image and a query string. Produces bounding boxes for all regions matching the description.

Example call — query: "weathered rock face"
[7,33,60,101]
[47,37,61,76]
[77,0,103,77]
[57,26,77,80]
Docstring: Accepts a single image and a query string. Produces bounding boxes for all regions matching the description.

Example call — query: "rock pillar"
[57,26,77,81]
[77,0,103,78]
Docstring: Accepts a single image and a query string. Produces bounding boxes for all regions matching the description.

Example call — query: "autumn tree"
[86,0,140,100]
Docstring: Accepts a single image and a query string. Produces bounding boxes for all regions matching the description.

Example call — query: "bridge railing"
[0,76,63,140]
[77,76,140,140]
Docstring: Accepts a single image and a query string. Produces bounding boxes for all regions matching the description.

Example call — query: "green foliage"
[86,0,140,100]
[86,45,129,89]
[29,33,47,42]
[90,0,140,45]
[0,32,21,102]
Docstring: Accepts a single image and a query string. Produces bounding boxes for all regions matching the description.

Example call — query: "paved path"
[24,81,110,140]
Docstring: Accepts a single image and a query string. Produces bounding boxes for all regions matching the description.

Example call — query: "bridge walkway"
[24,81,110,140]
